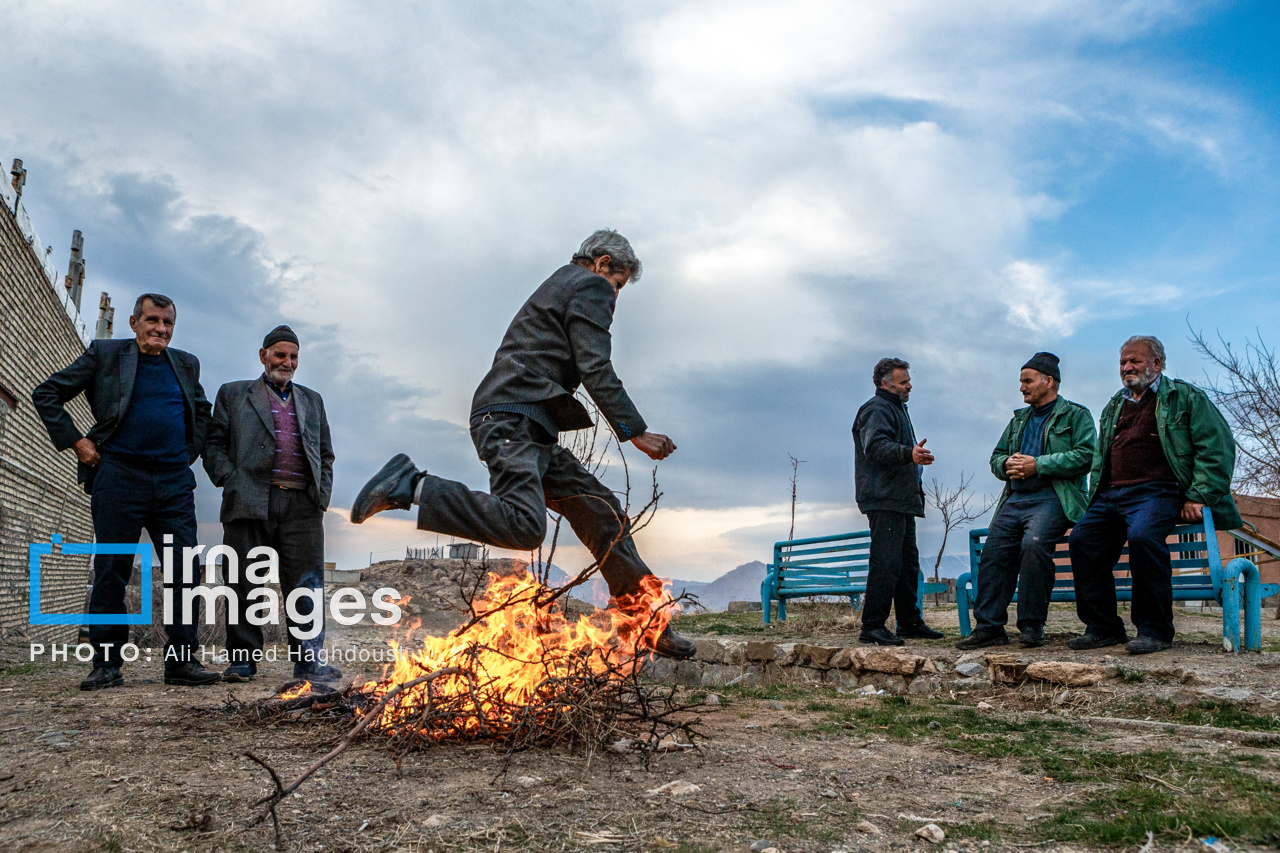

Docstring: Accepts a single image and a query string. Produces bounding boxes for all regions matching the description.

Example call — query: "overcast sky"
[3,1,1277,581]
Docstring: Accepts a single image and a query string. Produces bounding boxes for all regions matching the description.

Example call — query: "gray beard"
[1122,368,1159,392]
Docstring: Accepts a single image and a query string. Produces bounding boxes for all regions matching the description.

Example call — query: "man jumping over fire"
[349,229,696,660]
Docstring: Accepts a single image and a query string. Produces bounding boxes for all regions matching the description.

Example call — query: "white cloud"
[1001,261,1085,334]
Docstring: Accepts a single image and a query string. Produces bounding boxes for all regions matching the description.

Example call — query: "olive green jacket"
[990,398,1096,523]
[1088,376,1242,529]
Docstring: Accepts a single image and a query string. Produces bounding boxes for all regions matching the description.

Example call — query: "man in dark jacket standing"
[957,353,1095,650]
[32,293,220,690]
[1068,336,1241,655]
[349,230,695,659]
[203,325,340,683]
[852,357,943,646]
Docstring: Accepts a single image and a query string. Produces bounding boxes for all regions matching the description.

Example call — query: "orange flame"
[279,681,312,700]
[360,571,677,738]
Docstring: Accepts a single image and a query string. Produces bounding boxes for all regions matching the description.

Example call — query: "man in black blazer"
[350,229,695,659]
[33,293,221,690]
[852,357,944,646]
[203,325,339,682]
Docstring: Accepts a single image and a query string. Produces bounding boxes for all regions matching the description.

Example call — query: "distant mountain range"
[542,554,971,612]
[540,561,769,611]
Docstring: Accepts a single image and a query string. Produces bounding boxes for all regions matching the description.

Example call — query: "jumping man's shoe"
[295,662,343,682]
[222,663,256,682]
[1066,631,1129,651]
[164,661,222,686]
[350,454,422,524]
[1125,636,1173,655]
[956,629,1009,650]
[895,622,944,640]
[858,626,905,646]
[1018,625,1046,647]
[80,667,123,691]
[651,625,697,660]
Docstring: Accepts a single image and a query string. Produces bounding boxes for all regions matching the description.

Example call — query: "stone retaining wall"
[643,639,1122,697]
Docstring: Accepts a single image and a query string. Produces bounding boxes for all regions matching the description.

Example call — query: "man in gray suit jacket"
[350,230,695,659]
[203,325,340,682]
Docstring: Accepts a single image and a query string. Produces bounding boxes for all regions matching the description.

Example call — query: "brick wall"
[0,194,94,644]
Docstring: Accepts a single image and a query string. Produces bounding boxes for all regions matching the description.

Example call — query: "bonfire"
[234,568,703,845]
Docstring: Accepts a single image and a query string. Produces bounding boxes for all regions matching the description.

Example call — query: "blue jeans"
[88,459,200,668]
[973,490,1069,634]
[1068,481,1182,642]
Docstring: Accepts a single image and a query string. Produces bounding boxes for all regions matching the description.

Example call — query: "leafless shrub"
[1189,325,1280,497]
[925,473,996,582]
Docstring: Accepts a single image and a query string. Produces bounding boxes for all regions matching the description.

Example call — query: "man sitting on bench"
[957,353,1095,650]
[1068,336,1241,655]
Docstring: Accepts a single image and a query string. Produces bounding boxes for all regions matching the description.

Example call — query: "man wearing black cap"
[957,353,1095,649]
[203,325,339,681]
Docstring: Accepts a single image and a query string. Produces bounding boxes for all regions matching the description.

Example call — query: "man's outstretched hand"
[632,432,676,461]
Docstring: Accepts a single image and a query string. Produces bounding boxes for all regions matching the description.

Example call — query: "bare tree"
[925,472,996,582]
[1189,325,1280,498]
[787,454,804,541]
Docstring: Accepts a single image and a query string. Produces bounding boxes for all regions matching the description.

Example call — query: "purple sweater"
[269,388,309,488]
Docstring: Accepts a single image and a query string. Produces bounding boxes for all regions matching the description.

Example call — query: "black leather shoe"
[1067,631,1129,651]
[351,454,422,523]
[164,661,222,686]
[1019,625,1046,647]
[858,627,905,646]
[222,663,256,682]
[896,622,944,640]
[80,667,123,691]
[1125,636,1173,655]
[294,662,343,682]
[651,625,697,660]
[956,629,1009,650]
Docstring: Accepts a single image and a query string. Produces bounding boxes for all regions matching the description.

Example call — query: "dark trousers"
[1068,481,1182,642]
[222,487,326,668]
[415,413,650,598]
[861,510,923,631]
[973,490,1070,634]
[88,459,199,668]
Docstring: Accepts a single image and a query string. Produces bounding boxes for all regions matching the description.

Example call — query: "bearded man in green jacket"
[1067,336,1241,655]
[957,353,1096,650]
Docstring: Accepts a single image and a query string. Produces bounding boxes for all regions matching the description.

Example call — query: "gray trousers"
[415,412,651,598]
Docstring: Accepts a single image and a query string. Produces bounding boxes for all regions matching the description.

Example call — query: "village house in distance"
[0,156,115,644]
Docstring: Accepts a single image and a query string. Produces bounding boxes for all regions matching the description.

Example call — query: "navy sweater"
[100,353,188,466]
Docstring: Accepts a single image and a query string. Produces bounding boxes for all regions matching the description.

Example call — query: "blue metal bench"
[761,530,948,624]
[956,508,1278,652]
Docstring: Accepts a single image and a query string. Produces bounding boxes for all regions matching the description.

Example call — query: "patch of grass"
[1168,700,1280,732]
[744,799,842,843]
[1117,698,1280,733]
[0,661,43,677]
[1044,750,1280,846]
[718,682,825,702]
[813,698,1280,847]
[1115,665,1146,683]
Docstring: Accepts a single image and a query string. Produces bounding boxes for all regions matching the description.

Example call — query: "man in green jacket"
[1068,336,1241,655]
[957,353,1096,650]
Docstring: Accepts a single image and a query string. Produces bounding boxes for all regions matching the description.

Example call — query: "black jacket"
[471,264,647,440]
[31,338,212,493]
[202,377,335,523]
[852,388,925,516]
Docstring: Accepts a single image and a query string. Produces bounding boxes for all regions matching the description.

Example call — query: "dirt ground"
[1,566,1278,853]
